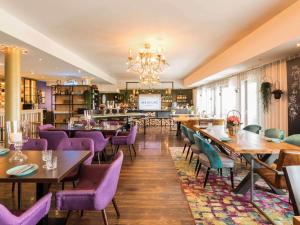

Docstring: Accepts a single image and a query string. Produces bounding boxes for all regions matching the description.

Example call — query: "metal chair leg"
[189,152,194,164]
[185,146,191,160]
[80,210,84,217]
[195,158,199,172]
[230,168,234,189]
[101,209,109,225]
[65,210,72,225]
[112,198,120,218]
[196,163,202,177]
[182,144,187,154]
[204,168,210,188]
[72,181,76,188]
[11,182,15,193]
[97,151,101,164]
[128,145,133,161]
[131,144,136,156]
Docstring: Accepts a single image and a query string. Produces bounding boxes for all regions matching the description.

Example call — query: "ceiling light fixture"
[297,43,300,48]
[126,43,169,86]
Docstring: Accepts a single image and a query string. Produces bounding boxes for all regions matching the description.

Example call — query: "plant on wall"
[272,89,283,99]
[261,81,272,112]
[83,89,92,109]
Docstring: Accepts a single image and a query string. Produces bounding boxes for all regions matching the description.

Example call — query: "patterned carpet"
[169,147,294,225]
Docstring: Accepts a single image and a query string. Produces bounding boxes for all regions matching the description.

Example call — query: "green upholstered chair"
[186,127,196,161]
[264,128,285,140]
[284,134,300,147]
[193,134,235,189]
[180,125,190,154]
[243,124,262,134]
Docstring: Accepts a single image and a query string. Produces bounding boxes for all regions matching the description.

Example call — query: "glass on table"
[42,150,52,168]
[46,155,57,170]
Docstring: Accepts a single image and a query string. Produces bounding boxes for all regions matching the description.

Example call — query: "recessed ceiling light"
[39,58,43,62]
[297,43,300,47]
[78,69,81,73]
[30,71,34,75]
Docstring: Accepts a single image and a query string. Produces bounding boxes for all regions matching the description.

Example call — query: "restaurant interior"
[0,1,300,225]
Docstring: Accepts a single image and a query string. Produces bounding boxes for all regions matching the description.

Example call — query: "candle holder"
[6,121,29,163]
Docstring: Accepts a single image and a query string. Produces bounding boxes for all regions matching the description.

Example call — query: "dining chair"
[186,127,198,163]
[57,138,95,189]
[112,125,137,161]
[284,134,300,147]
[283,166,300,216]
[74,131,110,164]
[180,125,191,155]
[56,151,124,225]
[193,133,235,189]
[0,192,52,225]
[39,131,68,150]
[37,124,54,132]
[11,138,48,210]
[264,128,285,140]
[243,124,262,134]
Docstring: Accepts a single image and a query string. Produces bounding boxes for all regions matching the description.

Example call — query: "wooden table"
[174,117,224,136]
[194,125,300,194]
[0,150,91,225]
[294,216,300,225]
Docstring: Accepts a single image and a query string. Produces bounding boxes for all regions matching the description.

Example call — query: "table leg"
[176,122,181,136]
[36,183,50,225]
[143,118,146,135]
[234,153,284,195]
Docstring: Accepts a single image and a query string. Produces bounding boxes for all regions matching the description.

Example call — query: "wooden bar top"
[294,216,300,225]
[0,150,91,183]
[194,125,300,154]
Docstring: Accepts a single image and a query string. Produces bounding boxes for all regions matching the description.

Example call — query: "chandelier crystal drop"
[127,43,169,85]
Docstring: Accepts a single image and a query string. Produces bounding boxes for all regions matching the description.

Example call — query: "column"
[4,46,21,123]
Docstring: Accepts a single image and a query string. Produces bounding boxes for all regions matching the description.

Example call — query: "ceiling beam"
[184,0,300,87]
[0,9,116,84]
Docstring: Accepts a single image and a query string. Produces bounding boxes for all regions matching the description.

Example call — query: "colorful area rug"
[169,147,294,225]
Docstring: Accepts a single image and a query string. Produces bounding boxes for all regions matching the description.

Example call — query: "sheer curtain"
[260,60,288,134]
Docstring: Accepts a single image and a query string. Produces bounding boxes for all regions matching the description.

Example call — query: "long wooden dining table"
[0,150,91,225]
[193,125,300,195]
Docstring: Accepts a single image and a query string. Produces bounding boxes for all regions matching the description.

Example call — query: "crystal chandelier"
[127,43,169,84]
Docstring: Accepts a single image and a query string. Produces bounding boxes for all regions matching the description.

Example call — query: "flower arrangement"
[227,115,240,127]
[99,104,106,110]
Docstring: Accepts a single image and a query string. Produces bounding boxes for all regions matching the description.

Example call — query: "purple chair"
[39,131,68,150]
[0,193,52,225]
[112,125,137,161]
[11,138,48,209]
[56,138,95,189]
[74,131,109,164]
[37,124,54,132]
[22,138,48,151]
[56,151,123,225]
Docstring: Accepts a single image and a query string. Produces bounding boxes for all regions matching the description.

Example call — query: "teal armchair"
[193,134,235,189]
[243,124,262,134]
[265,128,285,140]
[180,125,190,154]
[284,134,300,147]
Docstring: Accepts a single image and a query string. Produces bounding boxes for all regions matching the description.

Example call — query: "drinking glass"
[46,155,57,170]
[42,150,52,168]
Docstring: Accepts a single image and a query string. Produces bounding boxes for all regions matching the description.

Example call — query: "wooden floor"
[0,127,195,225]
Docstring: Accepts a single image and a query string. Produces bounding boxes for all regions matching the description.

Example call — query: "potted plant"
[272,89,283,99]
[83,90,92,110]
[227,115,241,136]
[260,82,272,112]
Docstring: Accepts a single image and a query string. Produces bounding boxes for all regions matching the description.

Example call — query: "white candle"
[10,132,22,143]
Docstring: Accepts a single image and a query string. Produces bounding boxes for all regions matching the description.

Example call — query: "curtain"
[260,60,288,135]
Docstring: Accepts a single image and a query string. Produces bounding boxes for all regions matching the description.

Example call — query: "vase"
[228,126,238,136]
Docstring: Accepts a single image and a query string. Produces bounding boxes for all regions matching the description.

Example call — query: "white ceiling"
[0,0,297,84]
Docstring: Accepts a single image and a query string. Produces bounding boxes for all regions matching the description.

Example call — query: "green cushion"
[265,128,285,140]
[243,124,262,134]
[284,134,300,147]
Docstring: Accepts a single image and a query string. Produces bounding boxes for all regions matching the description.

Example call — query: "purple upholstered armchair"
[75,131,109,164]
[0,193,52,225]
[37,124,54,132]
[39,131,68,150]
[111,125,137,161]
[57,138,95,189]
[56,151,123,225]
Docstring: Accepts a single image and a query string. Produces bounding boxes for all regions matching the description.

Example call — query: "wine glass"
[6,120,29,163]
